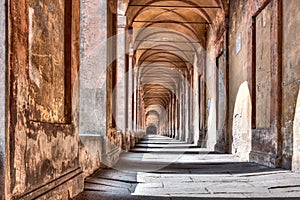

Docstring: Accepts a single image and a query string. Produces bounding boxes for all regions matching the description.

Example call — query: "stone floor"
[74,135,300,199]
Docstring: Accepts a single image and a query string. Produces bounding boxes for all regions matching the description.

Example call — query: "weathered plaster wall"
[79,135,104,177]
[204,8,228,152]
[282,0,300,169]
[8,0,83,199]
[198,48,207,146]
[228,0,282,167]
[215,50,227,152]
[0,0,6,198]
[228,0,300,168]
[228,0,250,154]
[28,0,66,123]
[217,53,226,131]
[255,3,271,129]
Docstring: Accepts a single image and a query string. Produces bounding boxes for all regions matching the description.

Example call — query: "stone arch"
[292,88,300,171]
[232,82,252,161]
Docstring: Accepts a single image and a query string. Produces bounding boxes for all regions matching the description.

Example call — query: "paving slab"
[74,135,300,199]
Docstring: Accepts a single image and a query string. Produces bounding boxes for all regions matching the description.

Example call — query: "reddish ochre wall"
[228,0,250,156]
[8,0,83,199]
[28,0,67,123]
[282,0,300,169]
[228,0,299,169]
[0,0,6,198]
[255,3,271,129]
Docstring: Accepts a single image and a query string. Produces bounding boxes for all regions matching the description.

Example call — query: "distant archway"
[146,124,157,135]
[292,88,300,171]
[232,82,252,161]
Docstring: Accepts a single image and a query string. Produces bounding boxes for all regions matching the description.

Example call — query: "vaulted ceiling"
[125,0,227,122]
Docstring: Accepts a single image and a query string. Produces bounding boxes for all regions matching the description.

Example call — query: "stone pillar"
[171,97,174,138]
[128,58,136,146]
[170,96,173,138]
[0,0,6,197]
[78,0,107,176]
[105,0,121,166]
[106,0,117,132]
[190,69,194,143]
[172,96,176,138]
[80,0,107,137]
[127,53,133,136]
[193,63,200,145]
[168,101,172,137]
[137,76,140,133]
[185,73,190,142]
[177,87,179,139]
[133,70,138,133]
[175,98,179,140]
[116,17,126,133]
[124,33,129,131]
[136,83,140,132]
[180,82,185,141]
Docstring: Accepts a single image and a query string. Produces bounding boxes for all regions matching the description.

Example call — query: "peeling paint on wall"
[0,0,6,197]
[8,0,83,199]
[282,0,300,169]
[255,3,271,129]
[28,0,66,123]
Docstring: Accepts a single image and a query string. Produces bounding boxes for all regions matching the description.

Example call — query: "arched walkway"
[2,0,300,199]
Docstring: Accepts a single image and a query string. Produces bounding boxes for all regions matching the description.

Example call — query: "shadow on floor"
[73,135,295,199]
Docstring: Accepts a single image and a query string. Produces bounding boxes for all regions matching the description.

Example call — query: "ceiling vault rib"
[137,48,195,52]
[126,0,225,111]
[133,21,210,24]
[128,5,222,9]
[139,66,188,69]
[140,60,190,63]
[135,40,200,44]
[141,76,180,78]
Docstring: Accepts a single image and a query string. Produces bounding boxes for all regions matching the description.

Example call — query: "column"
[80,0,107,136]
[116,15,126,133]
[172,95,176,138]
[185,73,189,142]
[193,64,200,145]
[180,81,185,141]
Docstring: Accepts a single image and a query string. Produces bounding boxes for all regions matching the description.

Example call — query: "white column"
[116,17,126,132]
[185,73,189,142]
[193,64,200,145]
[133,70,138,133]
[180,81,185,141]
[128,55,133,132]
[80,0,107,136]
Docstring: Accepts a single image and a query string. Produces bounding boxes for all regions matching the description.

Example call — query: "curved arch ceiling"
[126,0,225,116]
